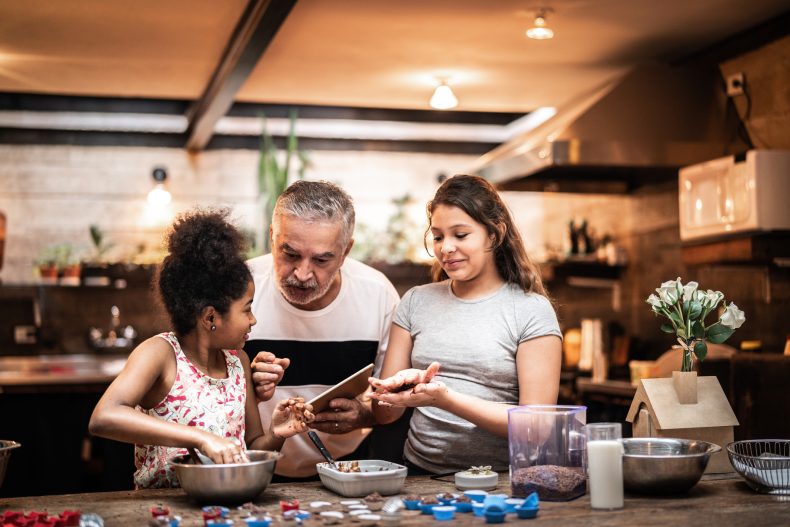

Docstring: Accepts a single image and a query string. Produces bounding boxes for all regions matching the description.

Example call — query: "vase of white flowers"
[647,277,745,403]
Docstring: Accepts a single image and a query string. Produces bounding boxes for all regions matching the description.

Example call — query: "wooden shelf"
[681,232,790,266]
[541,260,626,285]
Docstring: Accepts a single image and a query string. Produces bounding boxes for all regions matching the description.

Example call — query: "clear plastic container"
[508,405,587,501]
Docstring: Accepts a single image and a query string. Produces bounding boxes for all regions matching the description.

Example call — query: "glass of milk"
[584,423,624,509]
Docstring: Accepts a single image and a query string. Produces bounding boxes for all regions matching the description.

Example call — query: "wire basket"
[727,440,790,495]
[0,440,21,489]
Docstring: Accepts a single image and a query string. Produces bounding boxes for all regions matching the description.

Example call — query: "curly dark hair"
[156,208,252,336]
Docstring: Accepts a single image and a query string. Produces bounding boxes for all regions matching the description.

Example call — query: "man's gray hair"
[273,180,355,246]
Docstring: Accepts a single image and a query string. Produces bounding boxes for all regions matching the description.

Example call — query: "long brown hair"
[424,174,547,296]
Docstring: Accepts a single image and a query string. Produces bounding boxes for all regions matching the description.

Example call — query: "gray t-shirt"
[393,280,561,473]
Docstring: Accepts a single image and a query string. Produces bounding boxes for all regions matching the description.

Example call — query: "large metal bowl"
[169,450,281,504]
[0,440,21,489]
[622,438,721,494]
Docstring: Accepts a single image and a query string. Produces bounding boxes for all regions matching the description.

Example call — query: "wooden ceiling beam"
[184,0,297,152]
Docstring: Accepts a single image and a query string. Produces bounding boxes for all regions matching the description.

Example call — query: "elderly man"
[245,180,400,478]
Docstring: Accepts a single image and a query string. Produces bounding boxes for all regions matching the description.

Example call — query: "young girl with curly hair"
[90,209,313,488]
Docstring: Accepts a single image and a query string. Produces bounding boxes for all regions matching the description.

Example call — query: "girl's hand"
[369,379,448,408]
[369,362,441,393]
[272,397,315,439]
[198,432,248,464]
[369,362,446,407]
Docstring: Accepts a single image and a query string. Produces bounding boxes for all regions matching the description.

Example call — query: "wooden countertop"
[1,474,786,526]
[0,354,125,388]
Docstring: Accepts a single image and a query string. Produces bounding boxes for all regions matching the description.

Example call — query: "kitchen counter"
[1,474,786,526]
[0,354,126,389]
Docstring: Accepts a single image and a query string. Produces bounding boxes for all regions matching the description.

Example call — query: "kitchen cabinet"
[0,381,133,497]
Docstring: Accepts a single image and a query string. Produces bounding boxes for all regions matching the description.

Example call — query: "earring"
[210,325,216,331]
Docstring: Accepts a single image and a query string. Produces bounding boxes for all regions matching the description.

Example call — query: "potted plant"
[646,277,745,402]
[81,224,114,286]
[626,277,744,473]
[55,243,81,286]
[34,245,60,284]
[257,109,309,254]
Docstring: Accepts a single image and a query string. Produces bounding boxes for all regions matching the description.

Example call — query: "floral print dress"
[133,332,247,488]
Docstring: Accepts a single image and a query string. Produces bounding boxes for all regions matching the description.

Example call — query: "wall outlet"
[726,72,745,97]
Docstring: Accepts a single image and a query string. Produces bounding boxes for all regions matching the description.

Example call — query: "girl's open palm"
[369,362,446,407]
[369,362,441,393]
[272,397,314,438]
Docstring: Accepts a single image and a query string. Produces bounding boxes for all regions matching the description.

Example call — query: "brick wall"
[0,145,475,283]
[1,145,786,356]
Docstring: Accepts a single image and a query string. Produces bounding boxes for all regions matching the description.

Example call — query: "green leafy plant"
[35,243,77,268]
[647,277,745,372]
[257,109,309,253]
[88,224,114,263]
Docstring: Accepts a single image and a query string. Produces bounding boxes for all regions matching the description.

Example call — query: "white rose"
[646,294,663,308]
[693,290,707,303]
[704,290,724,309]
[657,278,681,305]
[682,281,699,302]
[720,302,746,329]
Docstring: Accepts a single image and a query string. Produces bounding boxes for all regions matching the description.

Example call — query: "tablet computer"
[307,363,374,414]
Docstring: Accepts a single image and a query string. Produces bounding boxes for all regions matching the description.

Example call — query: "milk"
[587,440,624,509]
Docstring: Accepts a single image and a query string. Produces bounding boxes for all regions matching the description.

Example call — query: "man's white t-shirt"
[245,254,400,477]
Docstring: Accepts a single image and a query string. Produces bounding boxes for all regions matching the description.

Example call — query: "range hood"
[472,62,741,193]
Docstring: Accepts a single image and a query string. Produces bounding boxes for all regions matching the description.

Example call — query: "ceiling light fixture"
[147,166,172,206]
[430,80,458,110]
[526,8,554,40]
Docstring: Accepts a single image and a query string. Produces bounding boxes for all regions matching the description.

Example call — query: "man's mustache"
[283,276,318,289]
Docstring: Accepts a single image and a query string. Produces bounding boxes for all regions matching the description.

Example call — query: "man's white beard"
[278,274,334,306]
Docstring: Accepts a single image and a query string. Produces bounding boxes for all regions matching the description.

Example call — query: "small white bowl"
[317,460,407,497]
[454,469,499,491]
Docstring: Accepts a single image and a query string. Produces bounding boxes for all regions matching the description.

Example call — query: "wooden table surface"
[1,474,787,526]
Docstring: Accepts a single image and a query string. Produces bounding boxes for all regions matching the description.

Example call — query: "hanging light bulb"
[147,166,172,206]
[526,8,554,40]
[430,80,458,110]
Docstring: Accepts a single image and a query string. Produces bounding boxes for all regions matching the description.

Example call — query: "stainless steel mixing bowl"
[170,450,281,504]
[0,440,21,488]
[622,437,720,494]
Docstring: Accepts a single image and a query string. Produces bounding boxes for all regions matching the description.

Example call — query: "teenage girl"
[89,209,313,488]
[370,175,562,474]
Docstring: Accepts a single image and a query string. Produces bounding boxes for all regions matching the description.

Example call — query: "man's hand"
[310,397,375,434]
[251,352,290,402]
